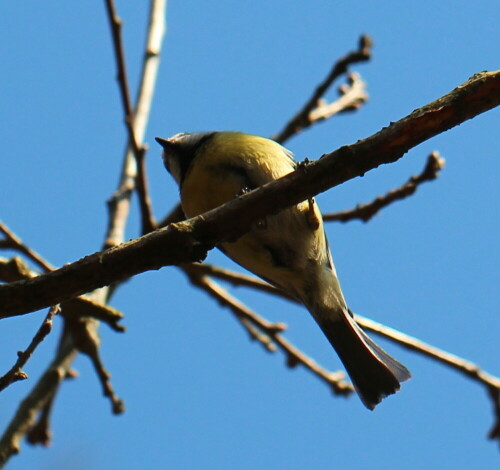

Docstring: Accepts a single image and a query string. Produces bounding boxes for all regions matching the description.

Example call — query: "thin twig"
[0,305,60,392]
[0,223,53,272]
[192,258,500,436]
[104,0,143,158]
[308,72,368,122]
[65,316,125,415]
[181,265,304,353]
[273,34,372,144]
[0,334,77,464]
[182,267,282,352]
[354,313,500,440]
[136,149,156,234]
[189,260,500,401]
[104,0,165,242]
[182,263,294,300]
[354,314,500,391]
[183,267,353,397]
[25,391,55,447]
[323,151,445,222]
[0,2,167,464]
[135,0,166,233]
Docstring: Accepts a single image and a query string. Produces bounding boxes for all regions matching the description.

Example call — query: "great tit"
[156,131,410,409]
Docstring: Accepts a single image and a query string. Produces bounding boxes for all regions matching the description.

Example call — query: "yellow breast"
[180,132,295,217]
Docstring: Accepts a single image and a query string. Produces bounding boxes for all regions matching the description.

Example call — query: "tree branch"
[0,223,53,272]
[104,0,156,237]
[182,267,353,397]
[0,306,60,392]
[0,256,124,332]
[1,70,498,318]
[0,334,77,465]
[308,72,368,122]
[273,34,372,143]
[104,0,166,246]
[323,151,445,222]
[182,263,295,301]
[0,1,167,464]
[190,261,500,437]
[355,314,500,440]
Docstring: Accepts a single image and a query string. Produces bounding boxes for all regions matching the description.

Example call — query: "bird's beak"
[155,137,173,149]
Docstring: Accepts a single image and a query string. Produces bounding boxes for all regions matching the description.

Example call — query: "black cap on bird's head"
[155,132,215,185]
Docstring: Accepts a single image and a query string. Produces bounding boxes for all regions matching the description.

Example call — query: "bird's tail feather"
[315,309,411,410]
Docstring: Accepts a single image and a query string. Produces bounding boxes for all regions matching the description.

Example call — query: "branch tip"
[323,150,446,223]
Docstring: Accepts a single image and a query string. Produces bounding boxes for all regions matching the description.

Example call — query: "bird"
[155,131,411,409]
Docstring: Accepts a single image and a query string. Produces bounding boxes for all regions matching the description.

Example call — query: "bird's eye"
[254,218,267,230]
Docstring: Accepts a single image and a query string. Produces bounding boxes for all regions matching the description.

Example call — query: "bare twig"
[355,314,500,390]
[65,316,125,414]
[354,313,500,441]
[25,394,54,447]
[0,256,125,332]
[189,259,500,416]
[273,34,372,144]
[180,265,281,352]
[0,305,60,392]
[0,223,53,272]
[104,0,164,239]
[135,148,156,234]
[0,2,167,464]
[183,263,294,300]
[183,268,353,396]
[323,151,445,222]
[0,334,77,464]
[487,388,500,441]
[104,0,144,159]
[204,262,500,400]
[2,70,499,318]
[308,72,368,122]
[135,0,166,233]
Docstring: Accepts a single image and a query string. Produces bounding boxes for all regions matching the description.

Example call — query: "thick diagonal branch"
[1,71,499,318]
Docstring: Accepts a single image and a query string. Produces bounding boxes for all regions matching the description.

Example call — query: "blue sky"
[1,1,499,469]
